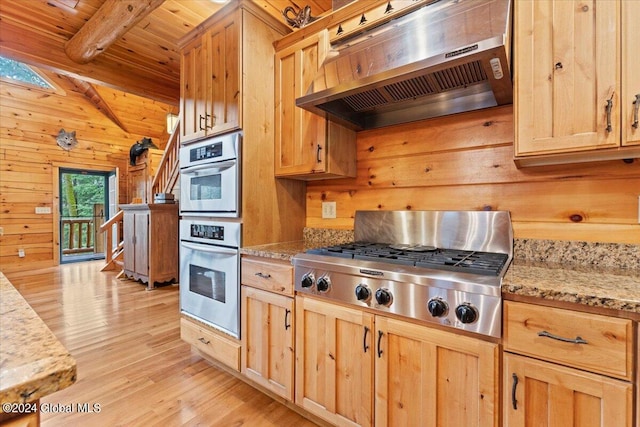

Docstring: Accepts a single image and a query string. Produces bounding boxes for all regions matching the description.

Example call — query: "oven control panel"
[190,141,222,162]
[190,224,224,241]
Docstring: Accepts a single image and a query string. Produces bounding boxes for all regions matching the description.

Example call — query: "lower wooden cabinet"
[295,296,499,427]
[295,296,374,427]
[375,316,499,427]
[241,286,294,401]
[503,300,635,427]
[504,353,632,427]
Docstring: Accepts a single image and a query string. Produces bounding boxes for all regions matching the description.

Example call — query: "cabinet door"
[295,296,374,427]
[180,35,208,143]
[275,31,330,176]
[375,316,499,427]
[205,12,240,136]
[514,0,620,155]
[133,212,149,276]
[504,353,633,427]
[241,286,294,401]
[123,211,136,273]
[622,0,640,147]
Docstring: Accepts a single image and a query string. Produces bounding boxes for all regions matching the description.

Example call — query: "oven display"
[190,141,222,161]
[190,224,224,240]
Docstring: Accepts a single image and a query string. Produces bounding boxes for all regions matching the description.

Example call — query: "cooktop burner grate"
[307,243,509,276]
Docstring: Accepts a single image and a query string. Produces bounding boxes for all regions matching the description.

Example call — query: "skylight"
[0,56,54,89]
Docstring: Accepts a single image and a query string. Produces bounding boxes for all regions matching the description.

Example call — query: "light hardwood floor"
[5,261,317,427]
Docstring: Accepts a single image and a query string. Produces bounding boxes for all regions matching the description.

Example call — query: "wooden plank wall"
[0,76,168,273]
[307,105,640,244]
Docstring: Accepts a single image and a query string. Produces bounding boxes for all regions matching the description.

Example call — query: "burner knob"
[427,298,448,317]
[355,284,371,302]
[317,276,331,292]
[455,303,478,324]
[301,273,315,288]
[375,288,393,306]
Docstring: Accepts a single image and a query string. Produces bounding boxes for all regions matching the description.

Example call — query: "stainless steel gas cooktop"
[293,210,513,338]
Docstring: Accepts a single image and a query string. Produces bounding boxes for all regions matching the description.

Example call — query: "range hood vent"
[296,0,513,130]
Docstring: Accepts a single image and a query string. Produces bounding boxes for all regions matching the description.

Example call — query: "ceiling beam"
[65,0,166,64]
[0,20,179,105]
[66,76,130,133]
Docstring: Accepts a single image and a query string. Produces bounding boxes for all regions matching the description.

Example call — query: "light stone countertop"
[0,272,77,410]
[240,237,640,317]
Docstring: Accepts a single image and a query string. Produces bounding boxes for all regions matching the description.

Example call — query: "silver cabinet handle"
[632,94,639,129]
[538,330,587,344]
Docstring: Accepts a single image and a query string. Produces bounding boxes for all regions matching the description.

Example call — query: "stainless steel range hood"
[296,0,513,130]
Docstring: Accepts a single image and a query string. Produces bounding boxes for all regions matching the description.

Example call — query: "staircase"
[100,122,180,274]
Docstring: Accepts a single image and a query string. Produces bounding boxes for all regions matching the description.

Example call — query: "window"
[0,55,54,89]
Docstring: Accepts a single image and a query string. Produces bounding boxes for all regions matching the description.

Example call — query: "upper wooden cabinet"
[180,12,239,143]
[514,0,640,166]
[274,30,357,180]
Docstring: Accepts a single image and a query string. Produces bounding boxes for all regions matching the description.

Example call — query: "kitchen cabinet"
[295,296,499,427]
[181,317,241,371]
[274,30,357,180]
[240,257,294,401]
[178,1,305,247]
[503,300,634,426]
[120,203,178,290]
[179,12,239,144]
[375,316,499,427]
[295,296,374,427]
[504,354,631,426]
[514,0,640,166]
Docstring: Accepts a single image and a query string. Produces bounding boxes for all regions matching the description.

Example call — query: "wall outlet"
[35,206,52,214]
[322,201,337,219]
[18,248,25,258]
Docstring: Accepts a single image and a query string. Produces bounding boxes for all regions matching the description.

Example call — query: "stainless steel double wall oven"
[179,132,242,338]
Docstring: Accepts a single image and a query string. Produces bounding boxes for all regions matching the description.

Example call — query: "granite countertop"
[241,238,640,317]
[0,273,77,410]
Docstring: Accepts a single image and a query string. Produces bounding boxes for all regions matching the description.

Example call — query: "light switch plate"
[322,202,337,219]
[18,248,25,257]
[35,206,52,214]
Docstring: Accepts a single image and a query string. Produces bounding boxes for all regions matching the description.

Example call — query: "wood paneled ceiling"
[0,0,331,105]
[0,0,331,139]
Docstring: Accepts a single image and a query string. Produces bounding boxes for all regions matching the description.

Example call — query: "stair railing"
[151,120,180,197]
[99,210,124,272]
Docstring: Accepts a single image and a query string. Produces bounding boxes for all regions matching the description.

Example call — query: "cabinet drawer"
[181,317,240,371]
[503,301,633,380]
[241,257,293,295]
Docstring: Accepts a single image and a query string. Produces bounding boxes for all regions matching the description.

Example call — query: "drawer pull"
[538,330,588,344]
[255,272,271,279]
[198,337,211,345]
[511,373,518,410]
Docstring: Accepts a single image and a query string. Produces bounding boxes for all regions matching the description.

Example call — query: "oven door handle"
[181,160,237,175]
[180,241,238,256]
